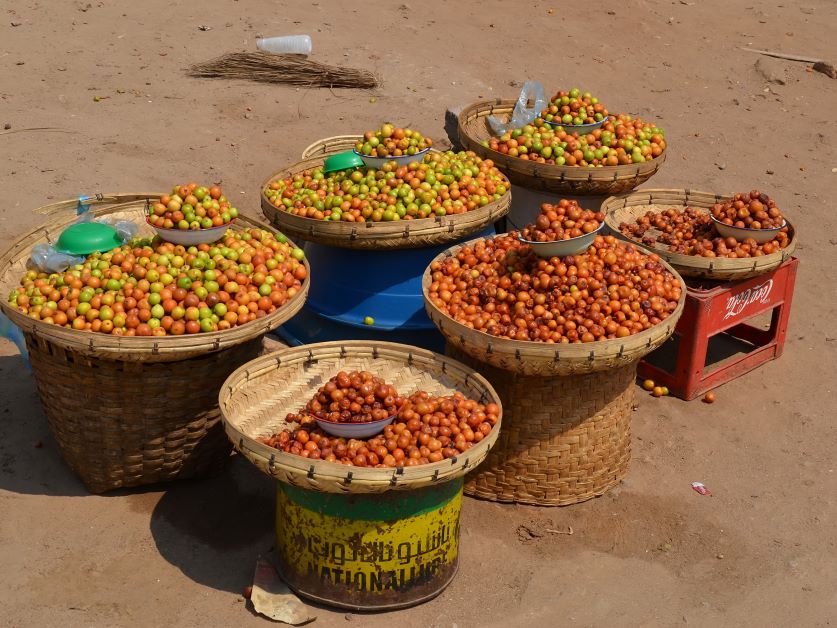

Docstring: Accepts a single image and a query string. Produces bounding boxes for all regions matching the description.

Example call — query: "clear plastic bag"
[29,243,85,274]
[487,81,548,135]
[29,209,139,273]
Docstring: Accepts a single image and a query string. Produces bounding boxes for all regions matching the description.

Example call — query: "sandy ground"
[2,0,837,626]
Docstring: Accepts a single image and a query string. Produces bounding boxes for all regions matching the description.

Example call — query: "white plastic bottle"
[256,35,312,55]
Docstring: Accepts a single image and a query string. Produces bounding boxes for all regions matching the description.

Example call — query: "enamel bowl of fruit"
[146,183,239,245]
[518,199,606,257]
[709,191,787,244]
[352,123,432,167]
[288,371,405,439]
[540,88,609,133]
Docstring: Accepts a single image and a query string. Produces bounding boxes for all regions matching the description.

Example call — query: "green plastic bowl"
[323,150,364,174]
[54,222,123,256]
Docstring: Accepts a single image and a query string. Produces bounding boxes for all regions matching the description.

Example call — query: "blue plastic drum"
[275,226,496,352]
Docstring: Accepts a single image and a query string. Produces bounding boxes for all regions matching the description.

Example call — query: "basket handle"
[34,193,159,218]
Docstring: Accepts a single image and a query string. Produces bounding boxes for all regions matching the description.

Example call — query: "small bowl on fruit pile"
[518,199,606,257]
[353,123,432,168]
[710,191,787,244]
[291,371,405,438]
[541,88,609,133]
[146,183,239,245]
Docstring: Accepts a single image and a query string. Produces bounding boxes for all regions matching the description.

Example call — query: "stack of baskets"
[219,341,502,610]
[423,236,687,506]
[259,137,513,351]
[0,194,309,493]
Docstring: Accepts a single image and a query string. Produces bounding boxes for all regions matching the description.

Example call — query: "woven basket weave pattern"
[602,188,798,281]
[220,342,502,494]
[457,100,665,195]
[450,346,633,506]
[27,335,264,493]
[0,194,308,492]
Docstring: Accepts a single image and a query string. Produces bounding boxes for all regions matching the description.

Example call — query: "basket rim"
[421,233,687,367]
[259,153,512,249]
[0,194,310,361]
[300,134,363,160]
[457,99,667,182]
[218,340,503,491]
[601,188,798,276]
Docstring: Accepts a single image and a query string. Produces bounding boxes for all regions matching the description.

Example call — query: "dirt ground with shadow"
[1,0,837,626]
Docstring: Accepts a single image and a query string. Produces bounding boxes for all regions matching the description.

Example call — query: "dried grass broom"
[186,52,379,88]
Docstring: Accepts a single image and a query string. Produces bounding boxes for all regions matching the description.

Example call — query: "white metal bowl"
[544,118,606,134]
[519,222,605,258]
[353,148,431,169]
[314,415,396,439]
[711,216,786,244]
[147,219,235,245]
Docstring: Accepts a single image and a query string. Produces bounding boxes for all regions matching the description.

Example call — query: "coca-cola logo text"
[723,279,773,319]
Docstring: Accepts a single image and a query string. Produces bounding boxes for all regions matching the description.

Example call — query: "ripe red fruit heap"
[259,391,500,468]
[521,199,604,242]
[287,370,405,425]
[428,234,682,343]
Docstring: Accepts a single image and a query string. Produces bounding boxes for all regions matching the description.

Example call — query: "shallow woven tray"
[450,346,632,506]
[458,99,666,195]
[219,341,502,494]
[422,235,687,376]
[260,155,512,250]
[300,134,363,160]
[0,194,309,362]
[602,188,798,281]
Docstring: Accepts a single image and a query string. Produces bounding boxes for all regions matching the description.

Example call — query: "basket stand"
[448,346,633,506]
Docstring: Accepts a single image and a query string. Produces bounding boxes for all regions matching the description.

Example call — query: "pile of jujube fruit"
[265,151,508,222]
[619,204,791,258]
[7,229,306,336]
[711,190,785,229]
[286,371,405,425]
[260,390,500,468]
[355,123,432,157]
[484,114,666,166]
[427,234,681,343]
[520,200,604,242]
[539,88,609,126]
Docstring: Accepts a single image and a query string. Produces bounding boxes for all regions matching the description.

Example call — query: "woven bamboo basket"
[219,341,502,494]
[602,188,798,281]
[300,134,362,160]
[0,193,309,493]
[458,99,666,195]
[260,155,512,250]
[448,345,633,506]
[422,235,686,377]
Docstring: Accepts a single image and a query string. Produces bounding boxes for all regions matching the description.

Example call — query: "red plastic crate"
[638,257,798,400]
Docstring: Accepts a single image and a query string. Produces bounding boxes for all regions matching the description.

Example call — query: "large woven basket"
[449,346,633,506]
[602,188,798,281]
[422,235,686,376]
[260,155,512,250]
[458,99,666,195]
[0,194,309,492]
[219,341,502,494]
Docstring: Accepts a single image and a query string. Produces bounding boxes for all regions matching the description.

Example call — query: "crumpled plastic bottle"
[487,81,548,136]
